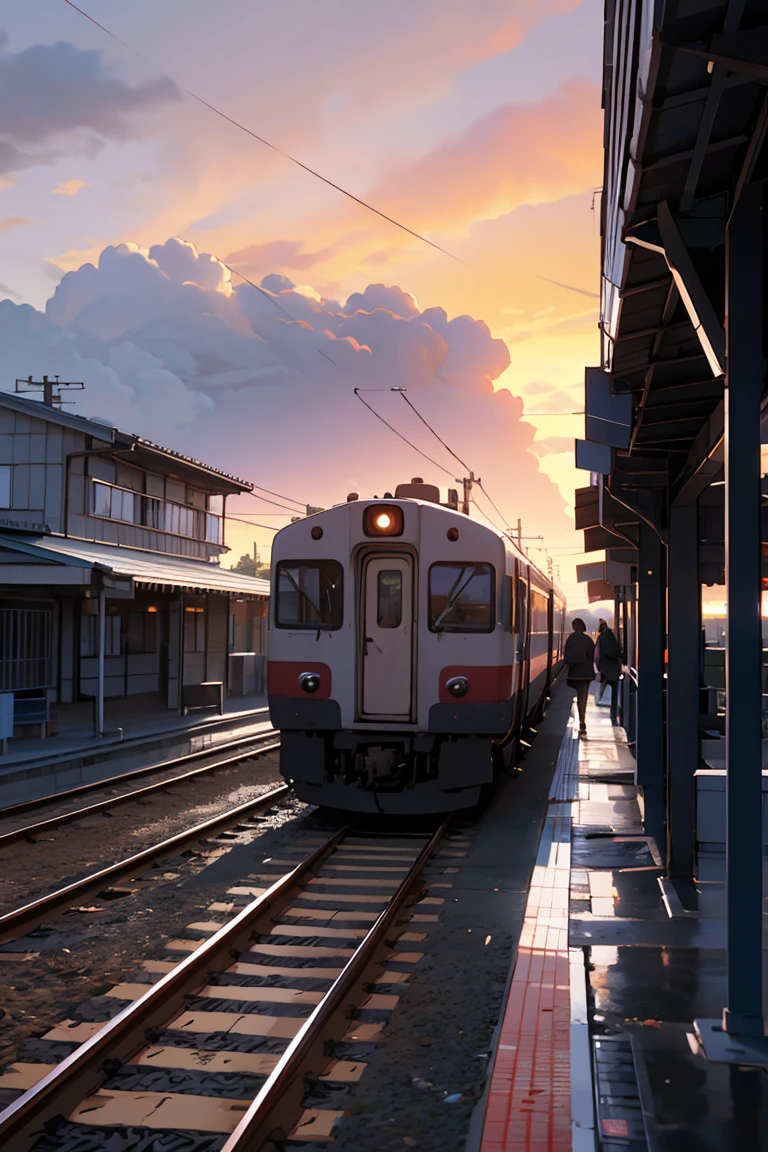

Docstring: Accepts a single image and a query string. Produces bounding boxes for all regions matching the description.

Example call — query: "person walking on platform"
[564,618,595,736]
[595,618,621,724]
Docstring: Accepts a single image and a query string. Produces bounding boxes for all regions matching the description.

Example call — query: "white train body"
[267,487,565,813]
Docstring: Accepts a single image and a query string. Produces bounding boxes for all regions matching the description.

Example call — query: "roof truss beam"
[680,0,748,212]
[682,26,768,83]
[625,201,725,377]
[733,90,768,214]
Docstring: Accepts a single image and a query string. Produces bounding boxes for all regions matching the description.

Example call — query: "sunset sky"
[0,0,605,604]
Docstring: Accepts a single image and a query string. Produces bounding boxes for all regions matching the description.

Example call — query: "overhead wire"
[475,482,511,532]
[225,515,281,532]
[397,392,472,473]
[233,491,305,513]
[395,391,515,531]
[353,390,455,480]
[179,240,338,367]
[356,389,519,536]
[63,1,462,263]
[61,2,564,541]
[244,484,305,507]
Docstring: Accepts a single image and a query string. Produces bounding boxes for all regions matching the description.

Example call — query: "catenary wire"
[397,392,472,473]
[396,392,515,530]
[353,390,456,480]
[64,1,463,263]
[475,481,511,531]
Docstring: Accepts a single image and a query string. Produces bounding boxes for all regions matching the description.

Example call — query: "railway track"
[0,776,291,947]
[0,820,449,1150]
[0,717,275,818]
[0,726,280,850]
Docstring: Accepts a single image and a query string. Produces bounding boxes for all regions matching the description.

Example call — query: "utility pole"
[458,472,478,516]
[516,518,522,548]
[15,375,84,407]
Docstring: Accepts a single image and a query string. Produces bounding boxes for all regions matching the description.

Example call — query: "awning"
[0,534,269,597]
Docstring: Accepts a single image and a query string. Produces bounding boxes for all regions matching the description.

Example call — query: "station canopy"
[0,533,269,597]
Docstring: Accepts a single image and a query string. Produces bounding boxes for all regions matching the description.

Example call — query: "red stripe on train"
[439,666,514,704]
[267,661,332,699]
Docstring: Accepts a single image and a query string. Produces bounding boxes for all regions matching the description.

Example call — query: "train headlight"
[298,671,321,694]
[446,676,470,698]
[364,504,404,537]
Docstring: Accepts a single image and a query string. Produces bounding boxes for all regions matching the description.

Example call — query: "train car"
[267,479,565,813]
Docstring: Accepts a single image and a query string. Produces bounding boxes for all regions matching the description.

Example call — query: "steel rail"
[0,733,280,849]
[221,817,449,1151]
[0,823,349,1151]
[0,719,274,821]
[0,781,291,946]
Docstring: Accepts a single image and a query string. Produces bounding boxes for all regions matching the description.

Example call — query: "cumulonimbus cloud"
[0,237,570,546]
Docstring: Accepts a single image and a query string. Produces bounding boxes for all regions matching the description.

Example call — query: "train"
[267,479,565,813]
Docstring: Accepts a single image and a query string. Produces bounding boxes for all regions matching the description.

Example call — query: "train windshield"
[428,563,494,633]
[275,560,343,629]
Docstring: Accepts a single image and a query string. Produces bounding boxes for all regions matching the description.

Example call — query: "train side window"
[514,578,527,635]
[531,590,548,632]
[275,560,343,629]
[377,570,402,628]
[428,563,494,633]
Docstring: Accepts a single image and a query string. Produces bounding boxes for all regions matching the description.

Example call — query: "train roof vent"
[394,480,441,504]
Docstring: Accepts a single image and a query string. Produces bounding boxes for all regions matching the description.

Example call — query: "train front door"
[361,555,414,718]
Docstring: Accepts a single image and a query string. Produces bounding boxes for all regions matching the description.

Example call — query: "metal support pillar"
[636,522,666,857]
[178,589,185,717]
[696,181,768,1063]
[724,181,764,1036]
[666,502,700,877]
[97,585,105,738]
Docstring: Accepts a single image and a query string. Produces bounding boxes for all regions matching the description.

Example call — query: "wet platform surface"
[573,698,768,1152]
[476,686,768,1152]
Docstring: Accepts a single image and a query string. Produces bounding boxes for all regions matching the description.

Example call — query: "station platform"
[2,692,268,766]
[476,691,768,1152]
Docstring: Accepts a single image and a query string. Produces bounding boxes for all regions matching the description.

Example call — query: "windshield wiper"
[282,569,323,623]
[434,567,476,631]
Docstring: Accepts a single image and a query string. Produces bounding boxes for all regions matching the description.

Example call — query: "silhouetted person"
[595,618,621,724]
[564,618,595,736]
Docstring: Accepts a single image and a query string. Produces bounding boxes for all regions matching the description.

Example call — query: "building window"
[0,465,10,508]
[184,606,205,652]
[91,479,222,544]
[92,480,135,524]
[80,613,122,657]
[127,610,158,654]
[206,513,222,544]
[428,563,494,633]
[0,607,53,689]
